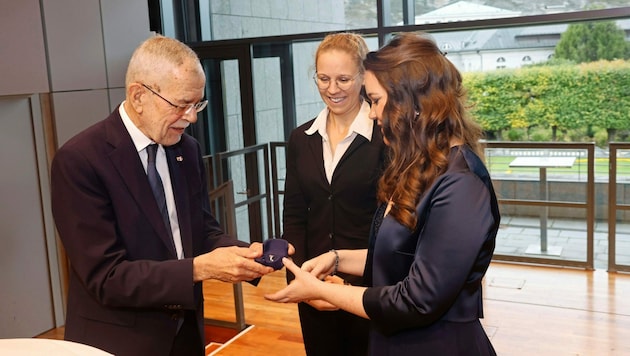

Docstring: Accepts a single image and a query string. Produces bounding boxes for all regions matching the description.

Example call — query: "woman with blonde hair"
[281,32,386,355]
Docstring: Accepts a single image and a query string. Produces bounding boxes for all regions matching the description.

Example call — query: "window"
[496,56,506,69]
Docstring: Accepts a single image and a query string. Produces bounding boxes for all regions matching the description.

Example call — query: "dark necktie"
[147,144,183,332]
[146,144,173,240]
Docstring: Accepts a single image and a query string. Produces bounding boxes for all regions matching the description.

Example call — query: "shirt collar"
[304,101,373,141]
[119,101,154,152]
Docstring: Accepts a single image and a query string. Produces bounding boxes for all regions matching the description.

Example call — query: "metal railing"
[204,143,274,242]
[608,143,630,273]
[218,141,611,271]
[269,142,287,240]
[485,142,596,270]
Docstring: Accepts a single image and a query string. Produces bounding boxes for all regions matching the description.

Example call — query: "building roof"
[414,1,521,24]
[423,3,629,53]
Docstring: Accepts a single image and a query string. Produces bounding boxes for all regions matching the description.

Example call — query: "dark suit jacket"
[282,118,386,285]
[51,108,247,356]
[362,145,500,355]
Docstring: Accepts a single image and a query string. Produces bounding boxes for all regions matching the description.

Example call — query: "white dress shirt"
[119,103,184,259]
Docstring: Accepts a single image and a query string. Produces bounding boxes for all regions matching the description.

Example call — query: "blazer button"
[328,233,333,239]
[328,195,332,200]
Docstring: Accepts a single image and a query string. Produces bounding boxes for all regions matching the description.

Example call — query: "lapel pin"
[176,156,183,162]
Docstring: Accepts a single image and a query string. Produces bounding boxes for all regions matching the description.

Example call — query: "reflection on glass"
[429,18,629,73]
[197,0,378,41]
[166,1,629,42]
[410,1,626,25]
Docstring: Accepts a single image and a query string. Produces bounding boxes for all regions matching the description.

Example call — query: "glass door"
[193,44,265,243]
[191,41,298,242]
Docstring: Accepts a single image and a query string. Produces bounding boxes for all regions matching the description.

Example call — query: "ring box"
[255,239,289,270]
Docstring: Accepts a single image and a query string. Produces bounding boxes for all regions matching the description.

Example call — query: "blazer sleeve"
[281,129,310,273]
[363,172,496,335]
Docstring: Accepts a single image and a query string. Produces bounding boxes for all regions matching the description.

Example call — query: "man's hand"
[192,246,273,282]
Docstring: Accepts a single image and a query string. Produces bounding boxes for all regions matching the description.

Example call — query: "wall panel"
[0,97,55,337]
[42,0,107,91]
[53,90,111,147]
[0,0,49,95]
[101,0,152,88]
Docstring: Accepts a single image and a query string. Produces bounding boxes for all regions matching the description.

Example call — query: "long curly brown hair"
[364,32,484,230]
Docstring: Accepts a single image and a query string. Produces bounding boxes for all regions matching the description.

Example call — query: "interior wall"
[0,96,56,337]
[0,0,151,337]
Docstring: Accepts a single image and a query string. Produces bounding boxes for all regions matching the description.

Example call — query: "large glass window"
[152,0,630,266]
[194,0,377,41]
[159,1,628,41]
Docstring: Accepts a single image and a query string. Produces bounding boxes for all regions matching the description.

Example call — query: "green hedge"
[464,60,630,144]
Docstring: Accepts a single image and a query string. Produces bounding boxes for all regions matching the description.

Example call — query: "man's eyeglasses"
[141,83,208,115]
[312,72,361,91]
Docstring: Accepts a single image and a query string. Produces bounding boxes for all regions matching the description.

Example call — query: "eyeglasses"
[141,83,208,115]
[312,72,361,91]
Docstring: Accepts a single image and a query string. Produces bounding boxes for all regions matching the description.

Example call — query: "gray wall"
[0,0,150,337]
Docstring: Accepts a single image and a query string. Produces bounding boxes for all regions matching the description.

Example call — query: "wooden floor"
[37,262,630,355]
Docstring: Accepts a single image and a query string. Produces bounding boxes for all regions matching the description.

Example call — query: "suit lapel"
[337,134,367,167]
[105,113,178,258]
[306,129,370,185]
[330,133,368,183]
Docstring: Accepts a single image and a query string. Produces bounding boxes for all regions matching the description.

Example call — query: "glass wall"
[153,0,630,253]
[195,0,374,40]
[160,1,630,41]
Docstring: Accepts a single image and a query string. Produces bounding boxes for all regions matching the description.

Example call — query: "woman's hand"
[304,275,345,310]
[266,257,369,319]
[301,250,338,279]
[265,258,324,303]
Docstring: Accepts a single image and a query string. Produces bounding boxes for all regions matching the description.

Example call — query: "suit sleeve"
[362,173,496,334]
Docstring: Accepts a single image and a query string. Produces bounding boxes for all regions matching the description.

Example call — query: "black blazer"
[51,108,247,356]
[282,118,386,284]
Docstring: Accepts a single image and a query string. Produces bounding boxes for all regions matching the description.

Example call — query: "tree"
[555,21,630,63]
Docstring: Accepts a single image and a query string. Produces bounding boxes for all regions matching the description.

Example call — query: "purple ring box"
[255,239,289,270]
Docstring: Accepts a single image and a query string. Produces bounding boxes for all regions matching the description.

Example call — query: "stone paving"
[496,216,630,270]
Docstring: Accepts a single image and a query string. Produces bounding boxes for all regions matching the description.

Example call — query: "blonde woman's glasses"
[312,72,361,91]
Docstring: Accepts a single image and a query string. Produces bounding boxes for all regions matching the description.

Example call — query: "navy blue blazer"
[51,108,247,356]
[363,145,500,355]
